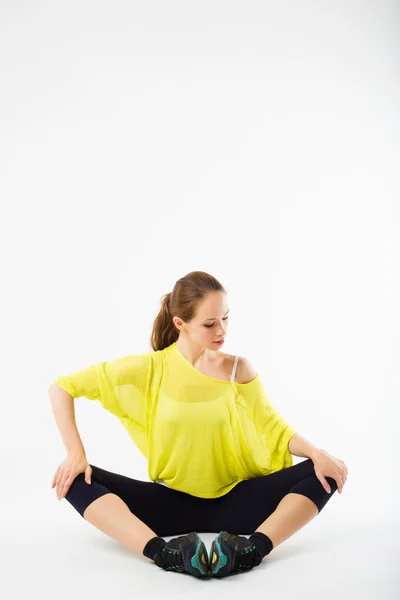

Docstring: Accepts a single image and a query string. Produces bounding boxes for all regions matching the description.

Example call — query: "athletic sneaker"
[209,530,263,577]
[154,531,210,577]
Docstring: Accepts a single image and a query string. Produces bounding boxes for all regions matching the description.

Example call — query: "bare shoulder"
[237,356,258,384]
[224,353,258,384]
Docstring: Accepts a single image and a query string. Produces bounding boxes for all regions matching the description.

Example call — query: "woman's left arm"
[288,433,348,494]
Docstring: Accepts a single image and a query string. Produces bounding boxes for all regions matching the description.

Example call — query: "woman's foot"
[209,531,263,577]
[154,531,210,577]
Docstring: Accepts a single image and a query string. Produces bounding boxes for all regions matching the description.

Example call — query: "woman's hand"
[51,453,92,500]
[312,449,348,494]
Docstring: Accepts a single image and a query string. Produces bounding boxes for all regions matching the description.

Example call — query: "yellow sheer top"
[52,341,297,498]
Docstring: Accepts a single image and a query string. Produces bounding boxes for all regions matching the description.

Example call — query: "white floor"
[2,472,399,600]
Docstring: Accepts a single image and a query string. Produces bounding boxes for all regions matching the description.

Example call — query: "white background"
[1,1,399,597]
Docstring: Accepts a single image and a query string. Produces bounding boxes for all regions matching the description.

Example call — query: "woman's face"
[175,291,230,350]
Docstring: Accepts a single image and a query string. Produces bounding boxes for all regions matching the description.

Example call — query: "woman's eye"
[204,316,229,328]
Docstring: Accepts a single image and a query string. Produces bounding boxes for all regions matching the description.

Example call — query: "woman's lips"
[213,339,224,345]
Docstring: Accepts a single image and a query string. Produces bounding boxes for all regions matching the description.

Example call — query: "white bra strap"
[230,355,239,382]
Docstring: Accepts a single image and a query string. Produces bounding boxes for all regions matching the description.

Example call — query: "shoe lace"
[234,544,262,570]
[155,546,185,570]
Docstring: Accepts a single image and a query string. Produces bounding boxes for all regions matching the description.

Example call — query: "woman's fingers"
[339,465,348,493]
[53,456,91,501]
[55,471,64,498]
[51,467,60,489]
[57,475,68,499]
[338,473,347,493]
[58,475,72,500]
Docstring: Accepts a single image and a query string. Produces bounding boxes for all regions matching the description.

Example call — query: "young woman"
[49,270,347,579]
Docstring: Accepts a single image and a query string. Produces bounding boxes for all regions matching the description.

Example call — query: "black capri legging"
[64,458,337,538]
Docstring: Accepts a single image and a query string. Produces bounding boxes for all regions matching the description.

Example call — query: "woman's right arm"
[48,384,93,499]
[48,383,87,457]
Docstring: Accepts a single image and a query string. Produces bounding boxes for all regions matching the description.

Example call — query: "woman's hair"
[150,270,226,352]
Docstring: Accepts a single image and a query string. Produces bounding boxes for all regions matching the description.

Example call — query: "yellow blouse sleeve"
[238,375,297,471]
[52,352,153,419]
[53,364,100,400]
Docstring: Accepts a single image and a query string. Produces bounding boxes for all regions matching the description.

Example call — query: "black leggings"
[64,458,337,538]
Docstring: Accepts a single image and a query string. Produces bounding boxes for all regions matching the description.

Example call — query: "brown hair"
[150,271,226,352]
